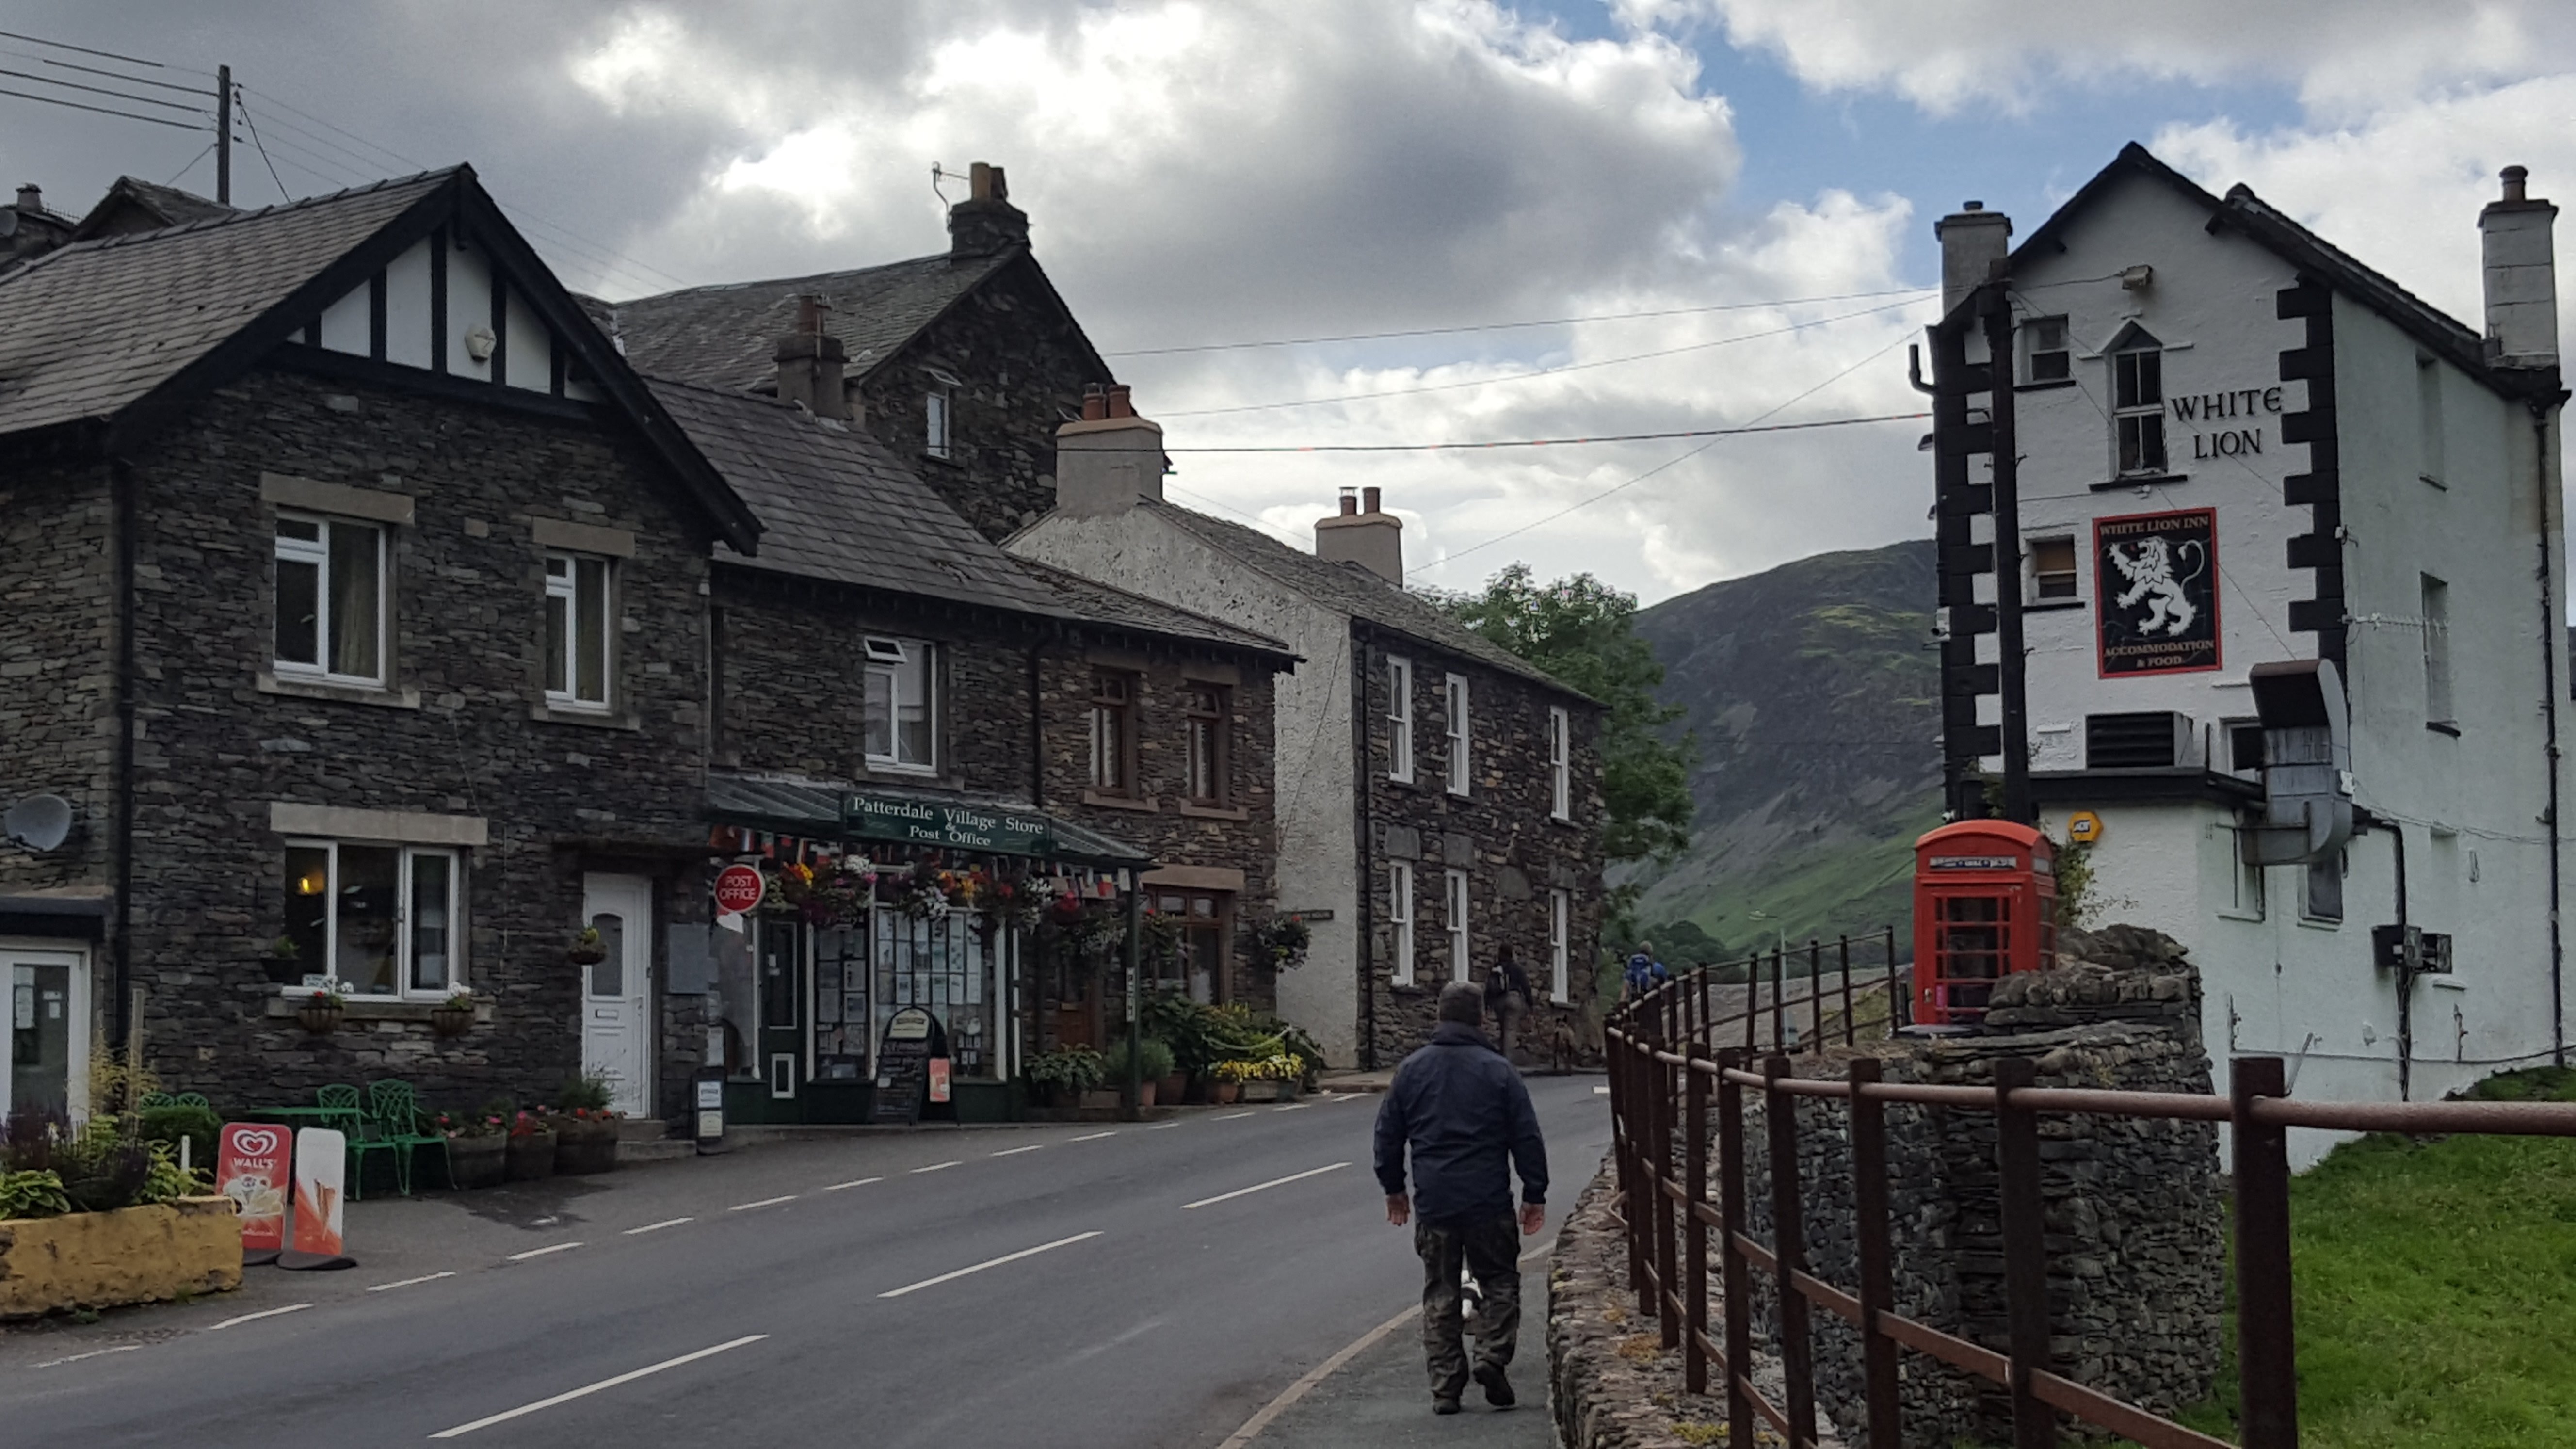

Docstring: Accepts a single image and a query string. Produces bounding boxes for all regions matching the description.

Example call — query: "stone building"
[0,167,760,1121]
[602,162,1108,545]
[1011,397,1609,1068]
[1930,143,2571,1146]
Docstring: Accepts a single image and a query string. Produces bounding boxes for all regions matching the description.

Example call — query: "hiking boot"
[1433,1396,1462,1416]
[1474,1364,1516,1408]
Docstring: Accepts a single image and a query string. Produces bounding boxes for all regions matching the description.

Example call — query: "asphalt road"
[1,1076,1610,1448]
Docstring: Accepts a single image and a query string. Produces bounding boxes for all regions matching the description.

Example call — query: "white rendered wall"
[1011,510,1365,1065]
[446,239,495,381]
[382,237,434,371]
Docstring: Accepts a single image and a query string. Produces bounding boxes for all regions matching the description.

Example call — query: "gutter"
[2537,404,2568,1067]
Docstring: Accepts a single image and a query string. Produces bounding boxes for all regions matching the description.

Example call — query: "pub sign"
[2095,508,2220,677]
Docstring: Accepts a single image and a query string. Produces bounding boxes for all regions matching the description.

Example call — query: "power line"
[0,83,209,130]
[1157,410,1929,454]
[0,65,206,113]
[0,28,211,75]
[235,91,291,203]
[162,140,216,186]
[14,51,212,96]
[1106,286,1936,357]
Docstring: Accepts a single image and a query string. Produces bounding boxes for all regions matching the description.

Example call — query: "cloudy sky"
[9,2,2574,604]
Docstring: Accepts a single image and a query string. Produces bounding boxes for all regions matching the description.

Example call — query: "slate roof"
[68,176,239,240]
[648,377,1061,614]
[604,252,1014,392]
[1013,556,1295,660]
[0,171,451,437]
[1138,500,1595,702]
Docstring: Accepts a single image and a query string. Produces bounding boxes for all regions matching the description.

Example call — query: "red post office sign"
[218,1123,292,1252]
[713,863,765,916]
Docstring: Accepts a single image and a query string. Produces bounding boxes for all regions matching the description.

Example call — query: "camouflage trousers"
[1415,1212,1522,1401]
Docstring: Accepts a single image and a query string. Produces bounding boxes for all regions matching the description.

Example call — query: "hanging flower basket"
[295,984,346,1035]
[567,927,608,966]
[430,993,475,1038]
[1261,916,1312,970]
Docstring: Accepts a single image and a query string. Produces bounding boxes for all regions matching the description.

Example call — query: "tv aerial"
[3,794,72,852]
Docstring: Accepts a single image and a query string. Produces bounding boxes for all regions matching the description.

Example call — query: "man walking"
[1373,982,1549,1416]
[1485,944,1532,1061]
[1624,940,1668,999]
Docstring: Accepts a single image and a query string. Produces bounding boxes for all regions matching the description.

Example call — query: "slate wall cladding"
[107,366,717,1111]
[1356,631,1605,1067]
[856,257,1101,544]
[0,458,115,894]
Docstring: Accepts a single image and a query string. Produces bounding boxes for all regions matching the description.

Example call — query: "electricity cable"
[236,91,292,203]
[0,28,210,75]
[0,65,206,113]
[1105,286,1936,357]
[1154,410,1928,454]
[0,84,207,130]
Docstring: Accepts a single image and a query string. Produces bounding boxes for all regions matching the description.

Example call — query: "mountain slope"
[1618,538,1940,955]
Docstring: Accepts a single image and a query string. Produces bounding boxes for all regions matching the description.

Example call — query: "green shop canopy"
[706,774,1152,869]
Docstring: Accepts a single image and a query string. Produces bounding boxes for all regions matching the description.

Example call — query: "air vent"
[2086,712,2185,769]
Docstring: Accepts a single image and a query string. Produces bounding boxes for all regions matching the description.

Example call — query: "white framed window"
[1550,888,1571,1004]
[281,840,459,998]
[1445,868,1470,983]
[1387,655,1415,782]
[1444,673,1471,795]
[2112,334,2167,475]
[925,390,951,460]
[1548,706,1572,820]
[274,513,385,684]
[1389,861,1416,987]
[544,552,612,710]
[2021,315,2071,384]
[864,637,935,772]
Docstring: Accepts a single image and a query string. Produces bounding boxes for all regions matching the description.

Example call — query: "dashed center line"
[428,1334,770,1438]
[506,1242,585,1261]
[1146,1120,1184,1129]
[728,1195,798,1212]
[368,1271,456,1292]
[824,1176,884,1191]
[991,1143,1046,1156]
[36,1345,141,1368]
[878,1231,1104,1299]
[1069,1130,1118,1142]
[1182,1161,1351,1210]
[1273,1102,1312,1112]
[1213,1111,1257,1121]
[208,1303,312,1329]
[624,1217,693,1235]
[910,1160,961,1174]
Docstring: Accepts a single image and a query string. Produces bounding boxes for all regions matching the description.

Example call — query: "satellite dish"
[3,794,72,852]
[0,207,18,238]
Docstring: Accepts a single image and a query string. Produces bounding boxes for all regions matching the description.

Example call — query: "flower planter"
[294,1004,343,1035]
[566,946,607,966]
[1157,1072,1187,1104]
[0,1198,242,1320]
[1209,1080,1240,1105]
[1236,1079,1297,1103]
[553,1118,619,1175]
[445,1134,506,1190]
[504,1132,557,1182]
[1134,1079,1157,1109]
[428,1006,474,1038]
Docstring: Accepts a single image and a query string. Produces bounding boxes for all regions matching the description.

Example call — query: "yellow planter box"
[0,1196,242,1320]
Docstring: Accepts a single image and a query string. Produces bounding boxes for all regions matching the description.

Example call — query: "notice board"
[871,1007,943,1125]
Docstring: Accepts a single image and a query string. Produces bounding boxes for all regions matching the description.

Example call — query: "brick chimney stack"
[1935,200,2012,318]
[773,294,850,420]
[2480,165,2559,369]
[948,161,1031,259]
[1315,485,1403,584]
[1054,382,1163,516]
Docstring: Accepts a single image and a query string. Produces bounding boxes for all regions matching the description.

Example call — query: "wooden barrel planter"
[446,1134,507,1190]
[503,1129,556,1181]
[552,1117,619,1175]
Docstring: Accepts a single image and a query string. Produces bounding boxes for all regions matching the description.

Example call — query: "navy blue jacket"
[1372,1022,1548,1225]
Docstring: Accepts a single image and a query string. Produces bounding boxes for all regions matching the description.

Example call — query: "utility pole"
[214,64,230,205]
[1978,281,2032,823]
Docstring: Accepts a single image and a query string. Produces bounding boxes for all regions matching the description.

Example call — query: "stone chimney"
[1315,485,1403,584]
[1935,201,2012,317]
[948,161,1030,259]
[773,295,849,420]
[2480,165,2559,369]
[14,184,40,214]
[1053,383,1164,516]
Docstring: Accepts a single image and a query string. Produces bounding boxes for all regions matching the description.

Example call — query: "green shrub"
[136,1102,222,1168]
[137,1142,209,1204]
[554,1071,615,1113]
[1025,1045,1108,1096]
[1103,1036,1176,1084]
[0,1168,70,1219]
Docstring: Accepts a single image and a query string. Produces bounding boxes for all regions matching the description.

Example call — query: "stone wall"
[0,456,115,895]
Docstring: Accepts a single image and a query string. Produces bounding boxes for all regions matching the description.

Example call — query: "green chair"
[322,1084,398,1200]
[136,1091,175,1110]
[173,1092,211,1110]
[368,1080,449,1196]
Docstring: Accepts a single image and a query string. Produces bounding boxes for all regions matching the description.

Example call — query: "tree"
[1433,564,1694,865]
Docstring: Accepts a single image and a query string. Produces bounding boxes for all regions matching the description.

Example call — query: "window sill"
[2215,910,2267,924]
[918,451,963,470]
[2024,598,2087,612]
[2296,915,2343,932]
[2089,472,2189,492]
[257,672,420,710]
[2427,721,2462,738]
[861,761,941,780]
[1445,787,1471,800]
[1177,802,1249,821]
[530,703,641,730]
[2015,377,2080,393]
[1080,790,1160,813]
[262,994,489,1024]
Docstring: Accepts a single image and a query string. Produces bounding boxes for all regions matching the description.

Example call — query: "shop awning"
[706,774,1152,869]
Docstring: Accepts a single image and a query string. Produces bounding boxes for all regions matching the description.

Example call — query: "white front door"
[580,875,653,1118]
[2,945,89,1124]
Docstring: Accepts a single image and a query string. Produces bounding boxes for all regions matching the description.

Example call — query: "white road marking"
[823,1176,883,1191]
[1594,1085,1611,1095]
[1146,1121,1183,1130]
[427,1334,769,1438]
[368,1272,457,1292]
[910,1160,961,1174]
[1216,1302,1421,1448]
[878,1231,1104,1299]
[1213,1111,1257,1121]
[1272,1102,1311,1112]
[1182,1161,1351,1210]
[1069,1130,1117,1142]
[36,1345,142,1368]
[506,1242,584,1261]
[727,1195,797,1212]
[624,1217,693,1236]
[991,1143,1046,1157]
[208,1303,311,1330]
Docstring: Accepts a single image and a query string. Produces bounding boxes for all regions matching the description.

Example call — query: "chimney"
[14,184,39,214]
[948,160,1030,259]
[773,295,850,420]
[1935,201,2012,317]
[2481,165,2559,369]
[1316,485,1403,584]
[1053,381,1164,517]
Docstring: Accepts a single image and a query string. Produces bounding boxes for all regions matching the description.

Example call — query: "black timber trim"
[267,343,604,423]
[489,274,508,388]
[2029,768,2262,807]
[367,270,387,362]
[1930,308,2000,819]
[429,224,448,374]
[2277,275,2346,669]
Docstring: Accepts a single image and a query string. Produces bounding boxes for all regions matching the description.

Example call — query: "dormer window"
[925,389,952,460]
[2021,316,2071,384]
[2111,328,2167,475]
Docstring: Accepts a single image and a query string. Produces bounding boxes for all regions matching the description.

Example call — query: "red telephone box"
[1911,821,2057,1027]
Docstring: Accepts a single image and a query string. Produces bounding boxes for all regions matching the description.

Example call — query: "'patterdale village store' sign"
[840,793,1057,856]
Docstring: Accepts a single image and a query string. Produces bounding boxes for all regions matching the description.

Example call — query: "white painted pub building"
[1932,144,2569,1145]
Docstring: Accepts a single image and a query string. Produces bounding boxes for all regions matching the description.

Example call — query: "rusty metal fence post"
[1717,1050,1754,1449]
[1807,939,1823,1053]
[1744,953,1760,1056]
[1655,1041,1680,1350]
[1685,1045,1710,1396]
[1885,925,1903,1029]
[1764,1054,1819,1446]
[1994,1055,2055,1449]
[1838,935,1856,1047]
[1848,1057,1900,1449]
[1611,1031,1646,1303]
[2233,1055,2299,1449]
[1770,947,1786,1050]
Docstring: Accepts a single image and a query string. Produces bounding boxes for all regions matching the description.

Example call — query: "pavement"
[1,1075,1610,1448]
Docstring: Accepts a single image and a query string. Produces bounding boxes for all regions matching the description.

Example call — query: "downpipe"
[2534,406,2567,1068]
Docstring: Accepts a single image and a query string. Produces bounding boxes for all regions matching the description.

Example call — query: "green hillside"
[1615,538,1940,960]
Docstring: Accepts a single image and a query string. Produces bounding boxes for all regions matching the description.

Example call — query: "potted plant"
[295,983,346,1035]
[551,1073,621,1174]
[1101,1038,1175,1108]
[566,927,607,966]
[1207,1063,1242,1105]
[429,989,476,1038]
[504,1110,557,1181]
[1261,916,1312,969]
[438,1110,509,1189]
[261,935,302,984]
[1023,1045,1107,1109]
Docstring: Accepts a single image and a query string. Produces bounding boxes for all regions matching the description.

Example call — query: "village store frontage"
[704,778,1152,1125]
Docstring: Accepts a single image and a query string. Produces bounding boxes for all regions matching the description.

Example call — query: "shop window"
[2422,576,2454,728]
[1184,685,1230,805]
[1445,868,1470,983]
[281,841,459,998]
[274,513,384,684]
[875,907,998,1079]
[1548,706,1571,821]
[1444,674,1471,796]
[812,925,867,1080]
[544,552,612,710]
[1155,891,1227,1003]
[925,388,952,460]
[2112,332,2166,475]
[864,637,935,772]
[1387,655,1415,782]
[1389,861,1415,986]
[2022,316,2071,384]
[1550,888,1571,1003]
[2030,537,2078,601]
[1090,670,1138,795]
